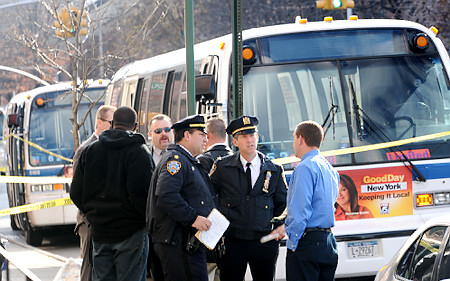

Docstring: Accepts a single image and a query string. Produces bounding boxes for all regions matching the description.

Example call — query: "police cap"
[226,116,259,136]
[171,114,207,133]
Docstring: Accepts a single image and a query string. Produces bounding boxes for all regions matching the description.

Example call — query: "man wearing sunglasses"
[148,114,174,165]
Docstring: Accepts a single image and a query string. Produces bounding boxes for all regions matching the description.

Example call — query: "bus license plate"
[347,241,379,259]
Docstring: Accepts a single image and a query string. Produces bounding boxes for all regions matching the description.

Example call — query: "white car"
[375,214,450,281]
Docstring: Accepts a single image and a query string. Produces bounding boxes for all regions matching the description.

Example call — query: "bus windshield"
[243,33,450,168]
[28,88,105,166]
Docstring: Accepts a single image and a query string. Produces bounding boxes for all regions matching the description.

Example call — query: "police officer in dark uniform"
[197,118,233,172]
[146,115,215,281]
[209,116,288,281]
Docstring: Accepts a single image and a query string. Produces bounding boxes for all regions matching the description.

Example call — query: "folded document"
[195,208,230,250]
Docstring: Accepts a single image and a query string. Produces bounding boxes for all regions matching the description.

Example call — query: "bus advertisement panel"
[335,167,413,221]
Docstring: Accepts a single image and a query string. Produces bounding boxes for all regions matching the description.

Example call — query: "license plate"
[347,240,379,259]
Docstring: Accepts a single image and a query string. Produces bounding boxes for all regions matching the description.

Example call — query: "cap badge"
[243,116,251,125]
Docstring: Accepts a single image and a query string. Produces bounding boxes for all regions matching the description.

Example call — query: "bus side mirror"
[195,75,216,101]
[7,114,19,128]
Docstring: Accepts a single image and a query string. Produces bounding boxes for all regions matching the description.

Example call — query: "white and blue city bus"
[3,80,108,246]
[106,18,450,279]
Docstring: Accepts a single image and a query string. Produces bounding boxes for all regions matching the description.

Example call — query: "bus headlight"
[434,192,450,205]
[31,184,56,192]
[31,185,42,192]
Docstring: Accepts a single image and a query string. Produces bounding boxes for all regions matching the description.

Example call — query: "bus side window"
[138,78,151,136]
[111,83,123,107]
[179,72,187,120]
[147,73,167,121]
[169,71,183,122]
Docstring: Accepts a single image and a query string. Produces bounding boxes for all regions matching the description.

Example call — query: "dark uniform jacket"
[196,144,233,172]
[210,152,287,240]
[70,129,153,243]
[146,144,215,246]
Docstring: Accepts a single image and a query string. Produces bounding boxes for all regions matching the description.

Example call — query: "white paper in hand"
[260,233,278,243]
[195,208,230,250]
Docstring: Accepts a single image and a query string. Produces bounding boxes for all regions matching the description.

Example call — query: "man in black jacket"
[197,117,233,173]
[72,105,116,281]
[70,106,153,281]
[147,114,215,281]
[209,115,287,281]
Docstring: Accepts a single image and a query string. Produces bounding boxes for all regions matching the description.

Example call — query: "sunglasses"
[99,118,112,125]
[153,127,171,134]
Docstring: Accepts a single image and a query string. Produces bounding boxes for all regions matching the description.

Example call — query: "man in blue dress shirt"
[271,120,339,281]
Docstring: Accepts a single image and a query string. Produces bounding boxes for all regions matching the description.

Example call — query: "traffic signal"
[54,8,88,37]
[316,0,355,9]
[79,11,88,36]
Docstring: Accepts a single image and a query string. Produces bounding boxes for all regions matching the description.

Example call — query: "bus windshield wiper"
[322,76,339,140]
[348,78,426,182]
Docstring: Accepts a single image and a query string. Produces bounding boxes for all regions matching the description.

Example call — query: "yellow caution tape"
[10,134,73,163]
[272,130,450,166]
[1,130,449,216]
[0,134,13,143]
[0,176,72,184]
[0,197,73,217]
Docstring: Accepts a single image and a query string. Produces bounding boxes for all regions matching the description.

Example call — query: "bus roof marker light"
[349,15,358,20]
[430,26,438,35]
[324,16,333,22]
[219,42,225,50]
[295,16,308,24]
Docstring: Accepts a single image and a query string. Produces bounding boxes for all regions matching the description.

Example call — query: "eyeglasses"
[153,127,171,134]
[99,118,112,125]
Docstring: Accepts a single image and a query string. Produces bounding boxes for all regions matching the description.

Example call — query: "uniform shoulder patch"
[208,163,217,177]
[167,160,181,175]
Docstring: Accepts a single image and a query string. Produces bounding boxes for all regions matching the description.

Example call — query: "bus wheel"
[25,228,43,247]
[10,215,19,230]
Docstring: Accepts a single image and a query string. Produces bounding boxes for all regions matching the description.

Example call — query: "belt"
[302,227,331,238]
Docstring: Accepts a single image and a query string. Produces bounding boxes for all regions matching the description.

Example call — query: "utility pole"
[232,0,243,118]
[185,0,196,115]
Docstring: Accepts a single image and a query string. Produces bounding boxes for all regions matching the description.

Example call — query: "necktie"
[246,162,252,194]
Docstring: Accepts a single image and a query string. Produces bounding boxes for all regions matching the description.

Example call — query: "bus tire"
[10,215,19,230]
[25,228,43,247]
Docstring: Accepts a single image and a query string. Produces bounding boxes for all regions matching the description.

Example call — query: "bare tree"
[7,0,168,150]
